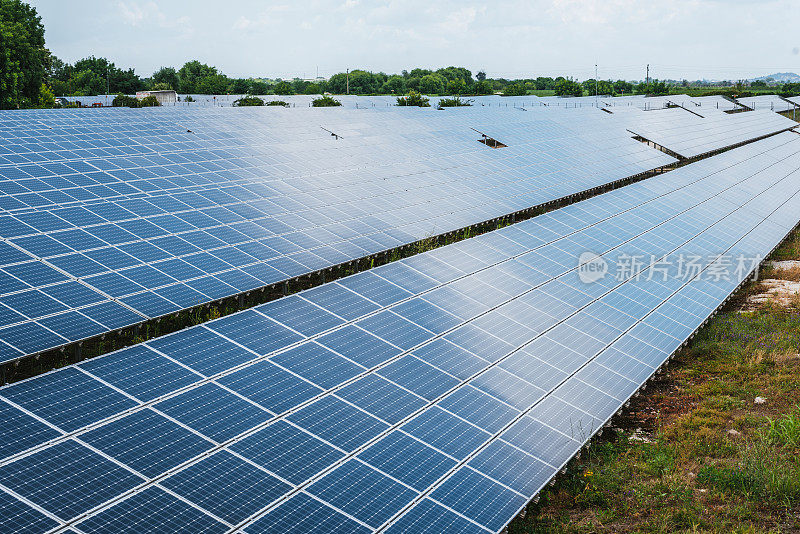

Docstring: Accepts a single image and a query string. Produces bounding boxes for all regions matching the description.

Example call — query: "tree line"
[3,0,800,110]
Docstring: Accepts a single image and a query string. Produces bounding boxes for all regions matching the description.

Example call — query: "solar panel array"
[3,131,800,534]
[737,95,797,112]
[0,106,679,361]
[625,109,797,158]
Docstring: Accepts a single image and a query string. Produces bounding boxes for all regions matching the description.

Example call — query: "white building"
[135,90,177,105]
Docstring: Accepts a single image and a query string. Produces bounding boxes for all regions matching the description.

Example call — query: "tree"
[233,95,264,106]
[554,78,583,97]
[418,73,446,95]
[503,83,527,96]
[0,0,49,109]
[195,74,230,94]
[72,56,143,94]
[112,93,138,107]
[151,66,179,90]
[230,78,250,94]
[273,80,293,95]
[138,95,159,107]
[249,80,268,94]
[473,80,493,95]
[312,95,342,107]
[447,79,467,95]
[396,90,430,107]
[476,70,486,82]
[150,82,172,91]
[382,75,405,94]
[37,82,54,107]
[177,60,217,93]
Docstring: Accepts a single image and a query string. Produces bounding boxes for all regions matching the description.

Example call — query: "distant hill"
[750,72,800,83]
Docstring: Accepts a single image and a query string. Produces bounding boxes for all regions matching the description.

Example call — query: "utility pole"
[595,63,598,106]
[346,69,349,95]
[106,67,109,106]
[646,64,650,85]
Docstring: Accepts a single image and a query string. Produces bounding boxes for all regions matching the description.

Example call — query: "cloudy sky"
[32,0,800,81]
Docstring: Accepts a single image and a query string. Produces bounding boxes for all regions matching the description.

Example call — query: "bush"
[138,95,160,107]
[437,97,472,109]
[112,93,138,107]
[312,95,342,107]
[502,83,527,96]
[185,95,195,102]
[396,90,430,107]
[266,100,289,107]
[233,95,264,106]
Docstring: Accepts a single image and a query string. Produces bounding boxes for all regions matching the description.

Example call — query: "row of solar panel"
[1,132,799,534]
[0,113,675,360]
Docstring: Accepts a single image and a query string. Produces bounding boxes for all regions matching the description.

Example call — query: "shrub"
[138,95,160,107]
[396,90,430,107]
[437,96,472,109]
[112,93,138,107]
[233,95,264,106]
[265,100,289,107]
[502,83,527,96]
[312,95,342,107]
[185,95,195,102]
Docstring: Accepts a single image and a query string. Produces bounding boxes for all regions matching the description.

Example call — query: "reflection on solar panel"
[0,106,679,361]
[3,132,800,533]
[737,95,797,112]
[625,109,797,158]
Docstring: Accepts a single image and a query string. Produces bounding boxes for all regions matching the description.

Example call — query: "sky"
[31,0,800,82]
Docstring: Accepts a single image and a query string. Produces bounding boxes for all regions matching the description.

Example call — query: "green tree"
[418,73,446,95]
[447,78,467,95]
[503,83,527,96]
[0,0,49,108]
[476,70,486,82]
[177,60,217,93]
[249,80,268,94]
[396,90,430,107]
[473,80,493,95]
[382,75,405,94]
[37,82,54,107]
[195,73,230,94]
[554,78,583,97]
[230,78,250,94]
[150,82,172,91]
[138,95,159,107]
[233,95,264,106]
[72,56,143,94]
[151,66,179,90]
[312,95,342,107]
[273,80,293,94]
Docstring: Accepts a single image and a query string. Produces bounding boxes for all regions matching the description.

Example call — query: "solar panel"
[2,131,800,533]
[0,106,679,361]
[625,109,796,158]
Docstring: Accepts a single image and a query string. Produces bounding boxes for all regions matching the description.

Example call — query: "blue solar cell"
[1,290,67,319]
[0,490,59,534]
[256,295,345,336]
[383,498,486,534]
[80,300,144,329]
[216,359,322,414]
[438,386,519,434]
[402,406,491,460]
[378,355,460,400]
[0,322,66,355]
[81,409,214,478]
[411,338,488,380]
[271,342,363,389]
[468,440,554,496]
[160,451,290,524]
[0,241,33,265]
[245,492,370,534]
[0,367,136,431]
[79,344,200,402]
[155,383,270,442]
[11,234,71,258]
[0,399,61,460]
[0,440,143,520]
[3,261,67,286]
[288,395,388,452]
[359,430,456,491]
[356,311,433,351]
[337,374,427,424]
[230,420,344,484]
[76,486,226,534]
[339,271,413,307]
[39,311,106,341]
[40,281,105,308]
[206,310,303,356]
[316,325,402,368]
[429,467,526,532]
[307,459,418,528]
[121,291,181,317]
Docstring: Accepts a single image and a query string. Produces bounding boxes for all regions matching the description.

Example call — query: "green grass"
[527,90,556,97]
